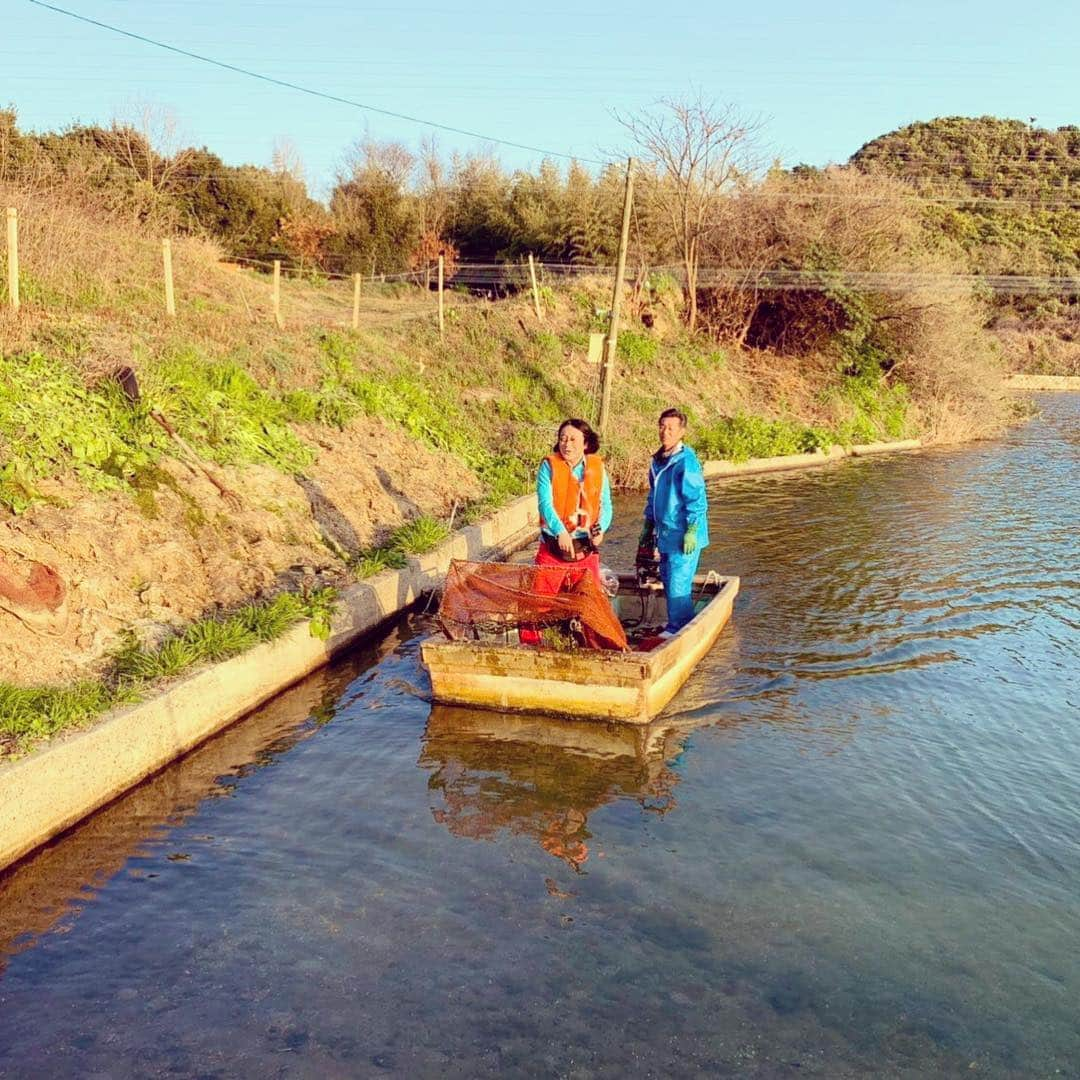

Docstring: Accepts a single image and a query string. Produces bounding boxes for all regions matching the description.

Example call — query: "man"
[638,408,709,635]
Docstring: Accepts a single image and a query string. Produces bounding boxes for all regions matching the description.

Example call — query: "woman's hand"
[592,530,604,547]
[557,529,575,557]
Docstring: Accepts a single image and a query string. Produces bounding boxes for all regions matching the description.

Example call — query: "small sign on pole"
[272,259,284,328]
[437,254,445,338]
[162,239,176,318]
[528,253,542,320]
[587,333,605,365]
[352,272,361,330]
[5,207,19,311]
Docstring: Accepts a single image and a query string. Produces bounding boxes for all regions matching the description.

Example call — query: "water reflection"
[420,706,693,871]
[0,623,414,967]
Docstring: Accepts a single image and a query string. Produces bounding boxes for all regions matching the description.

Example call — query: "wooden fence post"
[162,239,176,317]
[5,207,19,311]
[272,259,284,328]
[528,253,542,320]
[352,272,361,330]
[438,254,445,338]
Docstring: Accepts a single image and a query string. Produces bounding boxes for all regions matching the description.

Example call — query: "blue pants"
[660,548,702,632]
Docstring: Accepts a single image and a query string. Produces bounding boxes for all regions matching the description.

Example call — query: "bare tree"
[339,139,415,190]
[617,96,764,331]
[414,136,453,286]
[332,140,418,276]
[108,102,192,192]
[271,137,306,185]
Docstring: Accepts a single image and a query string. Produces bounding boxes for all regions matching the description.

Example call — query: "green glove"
[682,523,698,555]
[638,520,654,546]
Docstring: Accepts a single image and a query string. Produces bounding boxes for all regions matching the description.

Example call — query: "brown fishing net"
[436,560,628,651]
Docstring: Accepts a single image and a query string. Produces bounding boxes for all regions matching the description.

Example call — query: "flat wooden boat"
[421,572,739,725]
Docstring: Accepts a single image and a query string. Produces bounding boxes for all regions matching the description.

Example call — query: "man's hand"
[592,530,604,547]
[682,524,698,556]
[557,530,575,557]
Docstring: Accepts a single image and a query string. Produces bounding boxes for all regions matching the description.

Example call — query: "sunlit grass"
[0,589,338,758]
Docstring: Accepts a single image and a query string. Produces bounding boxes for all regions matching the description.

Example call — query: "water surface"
[1,396,1078,1078]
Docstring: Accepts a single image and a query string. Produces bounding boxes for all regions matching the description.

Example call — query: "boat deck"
[421,572,740,724]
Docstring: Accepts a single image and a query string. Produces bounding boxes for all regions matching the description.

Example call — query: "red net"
[436,560,628,652]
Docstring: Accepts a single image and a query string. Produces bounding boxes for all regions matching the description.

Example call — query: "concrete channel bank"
[0,438,922,873]
[1002,374,1080,391]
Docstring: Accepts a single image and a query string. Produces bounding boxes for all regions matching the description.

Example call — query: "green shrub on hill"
[617,330,659,366]
[696,414,835,463]
[0,352,158,512]
[0,349,323,513]
[850,116,1080,275]
[0,589,338,754]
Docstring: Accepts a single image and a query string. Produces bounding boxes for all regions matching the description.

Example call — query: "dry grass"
[1,177,1010,484]
[0,181,444,388]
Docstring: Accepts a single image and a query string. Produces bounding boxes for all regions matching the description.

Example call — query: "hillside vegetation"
[850,116,1080,373]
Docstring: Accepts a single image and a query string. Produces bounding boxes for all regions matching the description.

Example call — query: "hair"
[554,417,600,455]
[658,407,687,426]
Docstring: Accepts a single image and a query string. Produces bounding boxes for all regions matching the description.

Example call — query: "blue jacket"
[537,456,613,538]
[645,444,709,554]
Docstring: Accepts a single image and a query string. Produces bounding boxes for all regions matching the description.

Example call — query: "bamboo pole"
[598,158,634,440]
[352,272,361,330]
[272,259,283,328]
[5,207,19,311]
[528,253,542,320]
[438,254,445,338]
[161,239,176,317]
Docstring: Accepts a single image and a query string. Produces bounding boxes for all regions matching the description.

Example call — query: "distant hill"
[851,116,1080,199]
[850,117,1080,275]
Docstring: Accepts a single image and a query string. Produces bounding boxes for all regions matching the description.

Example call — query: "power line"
[25,0,609,167]
[11,171,1080,210]
[241,258,1080,295]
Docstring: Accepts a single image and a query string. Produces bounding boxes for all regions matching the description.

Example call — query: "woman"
[517,419,614,647]
[534,417,613,586]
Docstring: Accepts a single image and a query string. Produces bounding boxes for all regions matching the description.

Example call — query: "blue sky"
[5,0,1079,196]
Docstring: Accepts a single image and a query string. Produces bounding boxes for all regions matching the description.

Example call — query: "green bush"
[1,589,338,755]
[353,546,408,579]
[351,514,451,578]
[391,515,449,555]
[696,413,836,463]
[0,352,161,512]
[151,352,316,474]
[830,375,910,444]
[618,330,659,366]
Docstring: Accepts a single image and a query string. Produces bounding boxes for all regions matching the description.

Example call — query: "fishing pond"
[1,395,1077,1078]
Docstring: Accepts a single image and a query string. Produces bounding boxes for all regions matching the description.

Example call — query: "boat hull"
[421,575,739,724]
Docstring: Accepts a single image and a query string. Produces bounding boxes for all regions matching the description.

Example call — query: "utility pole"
[598,157,634,441]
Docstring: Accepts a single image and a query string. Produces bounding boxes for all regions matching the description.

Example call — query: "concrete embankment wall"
[1003,374,1080,391]
[0,496,537,873]
[701,439,922,479]
[0,436,924,874]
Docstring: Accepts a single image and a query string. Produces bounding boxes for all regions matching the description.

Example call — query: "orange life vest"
[546,453,605,533]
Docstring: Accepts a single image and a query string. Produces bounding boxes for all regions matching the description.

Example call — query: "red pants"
[519,541,602,645]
